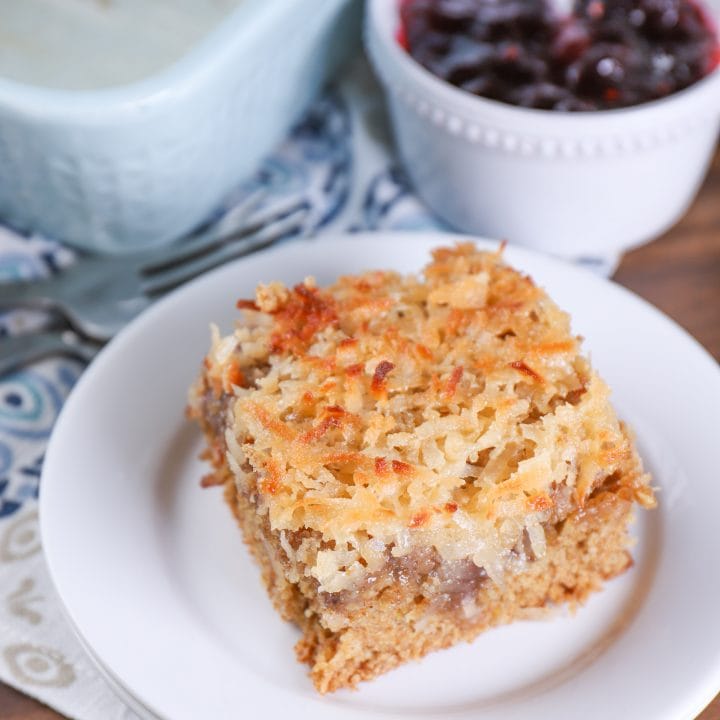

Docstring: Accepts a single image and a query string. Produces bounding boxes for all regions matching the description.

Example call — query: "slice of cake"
[188,243,655,693]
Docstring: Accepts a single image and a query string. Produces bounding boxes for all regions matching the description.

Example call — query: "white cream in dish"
[0,0,241,89]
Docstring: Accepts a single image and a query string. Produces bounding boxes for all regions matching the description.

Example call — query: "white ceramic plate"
[40,233,720,720]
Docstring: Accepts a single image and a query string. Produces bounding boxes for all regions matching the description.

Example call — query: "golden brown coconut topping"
[191,244,654,592]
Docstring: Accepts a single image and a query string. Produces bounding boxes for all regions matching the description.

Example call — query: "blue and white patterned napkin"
[0,58,617,720]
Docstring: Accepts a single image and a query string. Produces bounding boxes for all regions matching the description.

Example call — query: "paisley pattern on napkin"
[0,230,75,339]
[0,229,74,283]
[0,366,79,519]
[0,233,82,521]
[216,88,354,235]
[359,164,448,232]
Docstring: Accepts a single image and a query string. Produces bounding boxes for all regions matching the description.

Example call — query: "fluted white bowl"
[366,0,720,259]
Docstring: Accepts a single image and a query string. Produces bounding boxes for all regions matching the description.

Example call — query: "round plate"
[40,233,720,720]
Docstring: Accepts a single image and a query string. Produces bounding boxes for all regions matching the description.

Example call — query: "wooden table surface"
[1,153,718,720]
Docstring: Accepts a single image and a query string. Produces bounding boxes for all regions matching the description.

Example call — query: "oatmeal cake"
[188,243,655,693]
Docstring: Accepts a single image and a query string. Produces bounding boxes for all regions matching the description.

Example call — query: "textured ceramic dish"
[41,233,720,720]
[0,0,359,253]
[365,0,720,260]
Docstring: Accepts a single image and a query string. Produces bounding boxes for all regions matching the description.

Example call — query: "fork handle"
[0,279,59,311]
[0,332,99,376]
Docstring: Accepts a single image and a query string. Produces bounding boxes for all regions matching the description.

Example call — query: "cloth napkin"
[0,58,616,720]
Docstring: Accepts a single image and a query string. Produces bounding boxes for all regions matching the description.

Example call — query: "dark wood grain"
[0,683,60,719]
[2,153,718,720]
[614,150,720,362]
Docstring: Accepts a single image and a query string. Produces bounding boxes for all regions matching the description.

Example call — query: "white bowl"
[365,0,720,259]
[0,0,360,254]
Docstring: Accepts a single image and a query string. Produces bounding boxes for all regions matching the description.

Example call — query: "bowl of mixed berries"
[366,0,720,259]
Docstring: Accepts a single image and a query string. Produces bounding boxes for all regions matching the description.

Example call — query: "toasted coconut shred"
[190,244,654,593]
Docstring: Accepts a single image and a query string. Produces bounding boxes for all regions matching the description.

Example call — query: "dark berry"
[401,0,719,111]
[429,0,479,30]
[512,82,574,108]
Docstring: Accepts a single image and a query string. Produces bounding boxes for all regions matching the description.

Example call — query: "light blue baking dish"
[0,0,360,253]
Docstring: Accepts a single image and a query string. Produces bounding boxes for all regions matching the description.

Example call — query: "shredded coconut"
[193,243,654,592]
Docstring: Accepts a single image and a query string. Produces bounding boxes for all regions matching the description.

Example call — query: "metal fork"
[0,194,309,343]
[0,327,102,377]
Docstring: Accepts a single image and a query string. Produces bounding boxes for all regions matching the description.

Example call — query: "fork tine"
[143,206,309,296]
[0,279,63,311]
[0,329,101,376]
[139,192,304,275]
[0,192,309,345]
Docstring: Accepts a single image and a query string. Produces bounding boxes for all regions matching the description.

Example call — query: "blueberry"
[552,20,592,64]
[401,0,719,111]
[440,36,496,83]
[460,75,504,99]
[429,0,478,30]
[554,95,599,110]
[513,82,573,108]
